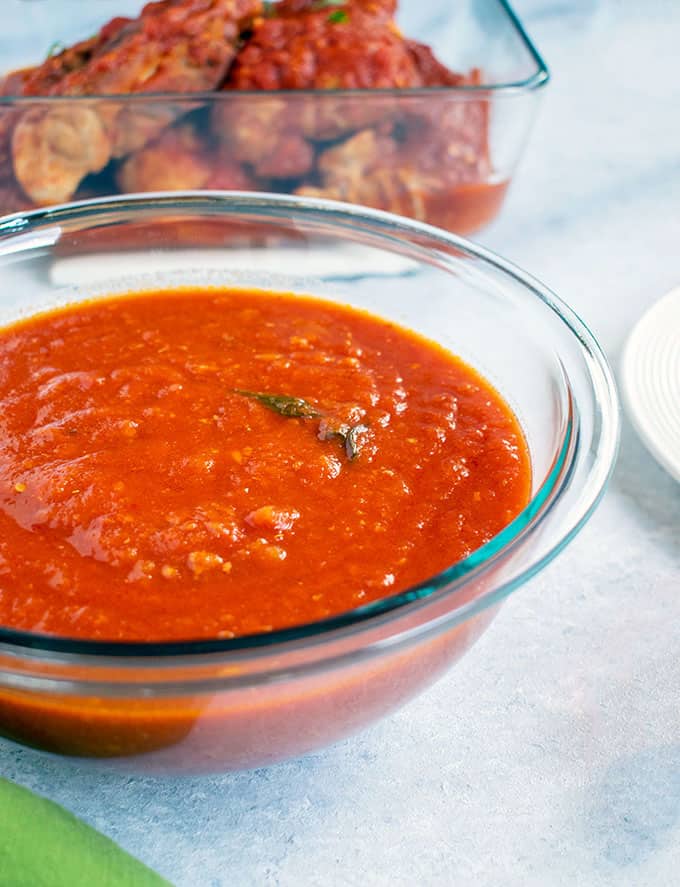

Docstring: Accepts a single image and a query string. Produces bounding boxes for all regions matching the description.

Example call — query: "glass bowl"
[0,0,548,235]
[0,192,617,774]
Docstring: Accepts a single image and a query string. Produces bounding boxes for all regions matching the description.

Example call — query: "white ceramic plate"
[621,286,680,483]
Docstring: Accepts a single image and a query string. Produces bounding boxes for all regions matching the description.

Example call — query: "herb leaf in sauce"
[236,390,369,460]
[328,9,349,23]
[46,41,66,59]
[234,390,322,419]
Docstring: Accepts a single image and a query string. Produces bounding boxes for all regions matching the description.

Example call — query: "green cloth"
[0,777,172,886]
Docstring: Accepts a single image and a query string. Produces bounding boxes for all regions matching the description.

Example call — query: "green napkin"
[0,777,173,886]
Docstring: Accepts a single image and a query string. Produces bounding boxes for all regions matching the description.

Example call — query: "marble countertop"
[1,2,679,885]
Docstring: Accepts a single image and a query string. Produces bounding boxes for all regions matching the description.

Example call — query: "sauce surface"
[0,288,530,641]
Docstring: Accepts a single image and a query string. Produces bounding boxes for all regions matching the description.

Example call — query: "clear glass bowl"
[0,192,617,773]
[0,0,548,234]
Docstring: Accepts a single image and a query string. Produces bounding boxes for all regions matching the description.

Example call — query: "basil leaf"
[235,390,322,418]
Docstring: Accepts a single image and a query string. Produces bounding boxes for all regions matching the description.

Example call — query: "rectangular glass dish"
[0,0,548,235]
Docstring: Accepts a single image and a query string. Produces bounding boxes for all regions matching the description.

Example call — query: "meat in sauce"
[0,0,501,235]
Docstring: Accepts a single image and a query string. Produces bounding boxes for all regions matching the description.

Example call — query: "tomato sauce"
[0,288,530,642]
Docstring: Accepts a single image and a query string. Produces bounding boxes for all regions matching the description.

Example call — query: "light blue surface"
[1,2,680,885]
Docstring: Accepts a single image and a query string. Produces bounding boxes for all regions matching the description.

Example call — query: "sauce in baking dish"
[0,287,530,641]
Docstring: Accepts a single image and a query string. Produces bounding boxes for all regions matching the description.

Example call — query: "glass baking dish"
[0,0,548,235]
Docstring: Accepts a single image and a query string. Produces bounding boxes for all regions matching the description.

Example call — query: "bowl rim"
[0,0,549,102]
[0,191,618,660]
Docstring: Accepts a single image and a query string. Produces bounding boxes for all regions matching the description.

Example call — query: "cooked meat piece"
[249,130,315,180]
[297,129,427,215]
[118,123,212,192]
[1,68,38,98]
[0,180,34,214]
[404,41,468,87]
[11,0,261,205]
[205,150,258,189]
[109,104,183,158]
[0,25,131,210]
[117,123,254,192]
[214,0,424,178]
[213,94,315,179]
[22,1,259,97]
[400,54,486,147]
[317,127,401,178]
[295,39,489,217]
[296,101,491,220]
[0,145,24,212]
[0,111,16,179]
[0,78,28,195]
[12,106,111,206]
[19,22,131,97]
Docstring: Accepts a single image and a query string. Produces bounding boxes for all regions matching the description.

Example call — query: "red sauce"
[0,288,530,642]
[426,180,509,237]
